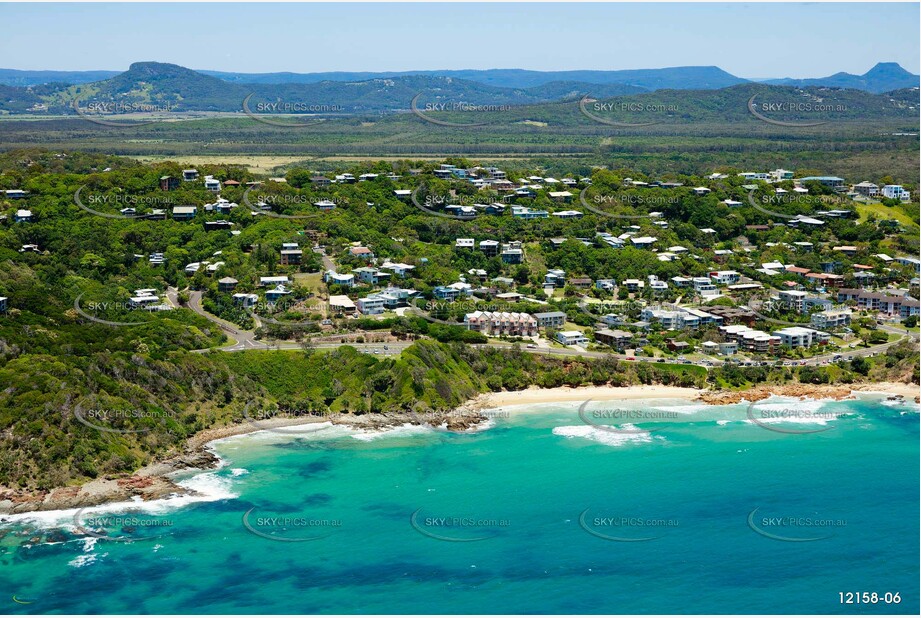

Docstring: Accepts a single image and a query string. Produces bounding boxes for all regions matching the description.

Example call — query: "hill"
[762,62,919,94]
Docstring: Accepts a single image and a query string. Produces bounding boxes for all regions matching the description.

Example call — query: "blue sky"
[1,3,918,77]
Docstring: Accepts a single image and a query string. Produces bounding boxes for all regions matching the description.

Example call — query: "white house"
[556,330,588,346]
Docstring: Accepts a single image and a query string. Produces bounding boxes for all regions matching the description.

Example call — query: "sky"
[1,3,918,78]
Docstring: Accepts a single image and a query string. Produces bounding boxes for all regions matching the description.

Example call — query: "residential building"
[511,205,549,219]
[799,176,845,191]
[881,185,911,202]
[464,311,538,337]
[324,271,355,288]
[534,311,567,329]
[159,176,179,191]
[233,293,258,308]
[172,205,197,221]
[182,169,199,181]
[773,326,830,348]
[259,276,290,287]
[811,309,852,330]
[218,277,238,292]
[357,296,386,315]
[556,330,588,346]
[14,209,33,222]
[349,246,374,260]
[851,181,879,197]
[328,295,357,314]
[594,329,632,349]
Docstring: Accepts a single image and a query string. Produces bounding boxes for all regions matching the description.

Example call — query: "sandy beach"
[3,380,917,517]
[463,384,704,410]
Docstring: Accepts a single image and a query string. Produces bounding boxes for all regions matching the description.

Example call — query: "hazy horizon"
[1,3,918,77]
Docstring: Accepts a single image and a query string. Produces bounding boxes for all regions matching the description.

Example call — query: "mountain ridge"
[0,62,917,93]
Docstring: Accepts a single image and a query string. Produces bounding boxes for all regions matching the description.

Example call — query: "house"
[709,270,740,285]
[182,169,199,181]
[0,297,7,313]
[534,311,567,329]
[205,176,221,193]
[353,266,390,286]
[622,279,644,292]
[692,277,718,296]
[393,189,412,200]
[455,238,475,250]
[379,262,415,277]
[556,330,588,346]
[630,236,657,249]
[280,248,303,265]
[511,205,549,219]
[265,285,292,303]
[204,220,233,231]
[568,277,592,289]
[479,239,500,256]
[779,290,808,311]
[548,191,573,202]
[349,246,374,260]
[851,181,879,197]
[328,295,357,314]
[464,311,538,337]
[799,176,845,191]
[311,175,331,187]
[324,271,355,287]
[149,252,166,266]
[218,277,238,292]
[811,309,852,330]
[159,176,179,191]
[693,187,711,195]
[4,189,27,199]
[501,246,523,264]
[881,185,911,202]
[314,200,337,211]
[172,206,197,221]
[896,256,921,273]
[14,209,33,222]
[551,210,582,219]
[357,296,386,315]
[433,286,461,302]
[773,326,830,348]
[545,269,566,287]
[594,329,632,349]
[259,276,290,287]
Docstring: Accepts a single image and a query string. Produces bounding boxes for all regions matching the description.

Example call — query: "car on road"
[625,356,635,361]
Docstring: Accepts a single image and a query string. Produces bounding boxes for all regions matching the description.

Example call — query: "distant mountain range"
[0,62,917,93]
[759,62,920,94]
[0,61,916,118]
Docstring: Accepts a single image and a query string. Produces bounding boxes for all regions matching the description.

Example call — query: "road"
[172,288,912,368]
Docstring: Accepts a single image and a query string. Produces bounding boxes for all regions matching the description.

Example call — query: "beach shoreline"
[2,381,917,518]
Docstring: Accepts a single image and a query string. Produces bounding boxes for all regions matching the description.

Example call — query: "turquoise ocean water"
[1,394,918,614]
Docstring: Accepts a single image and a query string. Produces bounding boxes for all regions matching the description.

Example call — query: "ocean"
[1,395,918,614]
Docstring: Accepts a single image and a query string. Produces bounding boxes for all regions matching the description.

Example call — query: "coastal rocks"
[698,384,856,405]
[0,475,188,515]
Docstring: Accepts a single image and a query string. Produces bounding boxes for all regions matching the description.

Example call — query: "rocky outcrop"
[698,384,856,405]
